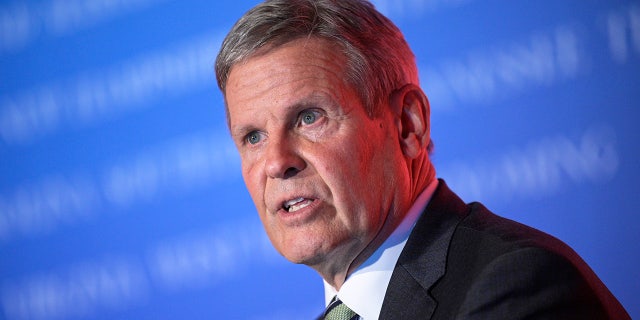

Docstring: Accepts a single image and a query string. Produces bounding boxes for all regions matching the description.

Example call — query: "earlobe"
[390,84,431,159]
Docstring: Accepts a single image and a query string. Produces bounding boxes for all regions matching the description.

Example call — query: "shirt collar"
[323,179,438,320]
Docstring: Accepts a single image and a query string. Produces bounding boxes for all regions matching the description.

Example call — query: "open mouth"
[282,197,314,213]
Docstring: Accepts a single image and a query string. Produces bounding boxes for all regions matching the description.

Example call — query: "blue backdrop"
[1,0,638,319]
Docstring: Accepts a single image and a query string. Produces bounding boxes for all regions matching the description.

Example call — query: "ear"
[390,84,431,159]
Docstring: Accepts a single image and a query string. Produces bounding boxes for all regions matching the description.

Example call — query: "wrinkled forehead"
[225,38,352,100]
[226,37,355,115]
[229,36,347,80]
[222,36,370,129]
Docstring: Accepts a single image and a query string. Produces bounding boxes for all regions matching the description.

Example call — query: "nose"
[264,136,306,179]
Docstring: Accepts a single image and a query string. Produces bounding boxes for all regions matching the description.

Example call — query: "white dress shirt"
[323,179,438,320]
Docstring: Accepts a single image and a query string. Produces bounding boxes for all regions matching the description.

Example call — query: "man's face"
[225,38,407,272]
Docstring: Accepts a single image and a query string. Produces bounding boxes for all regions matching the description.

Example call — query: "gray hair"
[214,0,419,117]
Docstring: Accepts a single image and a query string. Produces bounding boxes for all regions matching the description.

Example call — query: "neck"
[318,155,436,291]
[312,239,367,290]
[409,155,436,204]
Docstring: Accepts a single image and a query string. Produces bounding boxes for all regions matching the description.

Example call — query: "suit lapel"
[379,180,469,319]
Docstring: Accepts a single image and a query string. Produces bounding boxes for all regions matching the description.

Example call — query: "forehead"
[224,38,351,115]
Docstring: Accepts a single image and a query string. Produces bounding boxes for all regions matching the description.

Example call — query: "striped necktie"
[323,296,359,320]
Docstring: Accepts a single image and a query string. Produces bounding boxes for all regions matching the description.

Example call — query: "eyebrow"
[289,93,337,114]
[230,124,257,141]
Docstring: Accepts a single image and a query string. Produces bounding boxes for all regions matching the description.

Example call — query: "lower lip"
[276,199,322,225]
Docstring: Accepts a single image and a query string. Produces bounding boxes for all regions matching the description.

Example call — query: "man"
[214,0,630,319]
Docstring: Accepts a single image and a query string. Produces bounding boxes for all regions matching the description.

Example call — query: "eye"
[245,131,262,145]
[299,109,319,125]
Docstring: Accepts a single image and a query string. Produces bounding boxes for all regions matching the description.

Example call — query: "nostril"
[283,167,300,179]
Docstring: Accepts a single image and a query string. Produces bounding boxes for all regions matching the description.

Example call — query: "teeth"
[284,197,310,212]
[288,200,311,212]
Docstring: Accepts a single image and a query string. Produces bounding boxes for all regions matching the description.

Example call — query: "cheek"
[242,160,267,209]
[325,144,375,206]
[341,128,397,205]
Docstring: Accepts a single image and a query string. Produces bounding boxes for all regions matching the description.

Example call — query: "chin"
[280,247,322,265]
[277,239,331,267]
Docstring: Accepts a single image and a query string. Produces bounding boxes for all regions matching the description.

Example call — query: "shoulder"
[453,201,578,260]
[438,201,591,294]
[431,202,628,319]
[443,245,609,319]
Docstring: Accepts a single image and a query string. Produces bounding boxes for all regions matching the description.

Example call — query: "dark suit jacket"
[379,180,629,319]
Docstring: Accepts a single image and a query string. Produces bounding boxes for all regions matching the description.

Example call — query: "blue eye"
[300,110,317,125]
[246,131,261,145]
